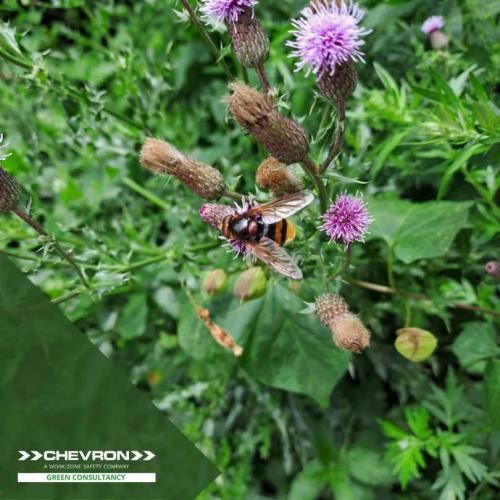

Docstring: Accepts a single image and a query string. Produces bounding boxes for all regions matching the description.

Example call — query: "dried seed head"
[197,306,243,356]
[317,60,357,108]
[315,293,370,353]
[228,83,310,164]
[395,327,437,363]
[140,138,225,200]
[256,157,303,195]
[234,267,267,301]
[199,202,235,229]
[228,7,269,68]
[430,30,448,50]
[0,167,21,212]
[203,269,228,295]
[485,261,500,279]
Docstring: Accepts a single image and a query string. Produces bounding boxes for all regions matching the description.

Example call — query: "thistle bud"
[395,327,437,363]
[199,202,235,229]
[234,267,267,301]
[317,61,357,112]
[140,138,225,200]
[315,293,370,353]
[203,269,228,295]
[228,7,269,68]
[256,157,303,196]
[228,83,310,165]
[485,261,500,279]
[0,167,21,212]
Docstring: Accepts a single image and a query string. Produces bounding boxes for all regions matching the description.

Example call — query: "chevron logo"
[18,450,156,461]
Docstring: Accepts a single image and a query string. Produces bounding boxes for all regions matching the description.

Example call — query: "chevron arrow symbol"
[30,451,43,461]
[143,450,155,461]
[18,451,31,461]
[131,450,143,461]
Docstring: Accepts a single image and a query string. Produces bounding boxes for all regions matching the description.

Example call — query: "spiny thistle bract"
[317,60,357,109]
[315,293,370,353]
[256,157,303,195]
[228,83,310,165]
[0,167,21,213]
[140,138,225,200]
[319,193,372,247]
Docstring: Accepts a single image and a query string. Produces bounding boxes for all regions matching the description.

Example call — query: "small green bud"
[203,269,227,295]
[234,267,267,301]
[395,327,437,363]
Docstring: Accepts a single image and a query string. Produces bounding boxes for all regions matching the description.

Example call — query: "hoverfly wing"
[247,191,314,224]
[246,237,303,280]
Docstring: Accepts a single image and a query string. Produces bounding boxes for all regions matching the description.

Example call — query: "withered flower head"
[228,83,310,165]
[197,306,243,356]
[256,157,303,195]
[228,7,269,68]
[140,138,225,200]
[315,293,370,353]
[0,167,21,213]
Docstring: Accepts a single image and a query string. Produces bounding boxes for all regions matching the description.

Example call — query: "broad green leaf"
[289,460,327,500]
[484,360,500,431]
[394,202,471,263]
[452,322,498,374]
[116,293,148,340]
[347,448,394,486]
[367,199,413,246]
[241,283,350,406]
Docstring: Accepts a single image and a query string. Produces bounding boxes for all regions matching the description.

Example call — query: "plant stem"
[122,177,169,210]
[12,207,90,289]
[180,0,234,80]
[255,63,271,94]
[321,100,345,171]
[387,247,396,289]
[223,190,244,201]
[343,276,500,318]
[300,156,328,212]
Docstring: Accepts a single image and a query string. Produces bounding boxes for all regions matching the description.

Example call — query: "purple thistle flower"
[421,16,445,34]
[287,1,371,76]
[320,193,372,247]
[200,0,257,24]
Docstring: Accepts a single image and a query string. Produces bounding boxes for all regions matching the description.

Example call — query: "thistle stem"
[223,190,244,201]
[255,63,271,94]
[12,207,90,289]
[300,157,328,213]
[180,0,234,80]
[343,276,500,318]
[321,100,345,171]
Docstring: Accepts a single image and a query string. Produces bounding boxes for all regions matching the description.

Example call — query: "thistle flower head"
[140,138,225,200]
[201,0,257,23]
[256,157,303,195]
[315,293,370,353]
[421,15,444,34]
[199,198,259,257]
[485,261,500,279]
[320,193,372,247]
[287,1,371,76]
[228,83,310,164]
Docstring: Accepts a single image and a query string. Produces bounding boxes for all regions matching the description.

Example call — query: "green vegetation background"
[0,0,499,498]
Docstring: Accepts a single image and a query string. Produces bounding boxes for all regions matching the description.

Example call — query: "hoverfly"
[219,191,314,280]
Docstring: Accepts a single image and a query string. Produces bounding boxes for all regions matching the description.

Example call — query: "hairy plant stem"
[223,190,244,201]
[180,0,234,80]
[321,100,345,171]
[343,276,500,318]
[12,207,90,289]
[300,156,328,213]
[255,63,271,94]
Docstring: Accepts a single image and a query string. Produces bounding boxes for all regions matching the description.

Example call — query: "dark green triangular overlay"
[0,255,219,499]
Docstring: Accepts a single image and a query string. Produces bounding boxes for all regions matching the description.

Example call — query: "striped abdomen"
[264,219,296,246]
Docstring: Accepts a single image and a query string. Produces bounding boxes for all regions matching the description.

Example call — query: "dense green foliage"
[0,0,499,498]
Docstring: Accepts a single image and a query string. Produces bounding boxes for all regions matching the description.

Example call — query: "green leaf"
[116,293,148,340]
[452,322,498,374]
[368,199,471,263]
[393,201,471,264]
[241,283,350,406]
[347,448,394,486]
[289,460,327,500]
[484,359,500,431]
